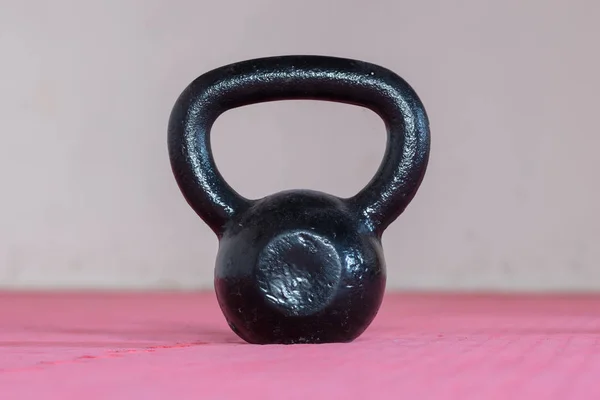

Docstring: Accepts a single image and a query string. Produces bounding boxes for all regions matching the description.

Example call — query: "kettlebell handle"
[168,55,430,236]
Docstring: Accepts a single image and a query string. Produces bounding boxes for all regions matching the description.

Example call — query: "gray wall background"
[1,0,598,291]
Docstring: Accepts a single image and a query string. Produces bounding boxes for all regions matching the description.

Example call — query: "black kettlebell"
[168,55,430,344]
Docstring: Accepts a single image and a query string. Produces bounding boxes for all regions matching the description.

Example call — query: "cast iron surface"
[168,55,430,344]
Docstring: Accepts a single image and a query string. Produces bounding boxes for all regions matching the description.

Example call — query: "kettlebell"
[168,55,430,344]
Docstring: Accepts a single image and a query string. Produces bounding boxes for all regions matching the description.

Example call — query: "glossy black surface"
[168,55,430,344]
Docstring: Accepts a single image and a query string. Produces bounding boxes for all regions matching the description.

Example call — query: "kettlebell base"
[215,274,386,345]
[224,317,372,345]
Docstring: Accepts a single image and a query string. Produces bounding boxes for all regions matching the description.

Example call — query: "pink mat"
[1,292,599,399]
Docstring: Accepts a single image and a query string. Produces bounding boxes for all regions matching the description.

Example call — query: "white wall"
[1,0,599,291]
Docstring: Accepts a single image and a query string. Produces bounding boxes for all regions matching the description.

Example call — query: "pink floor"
[1,292,600,399]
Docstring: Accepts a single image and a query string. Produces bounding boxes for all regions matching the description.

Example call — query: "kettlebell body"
[168,56,430,344]
[215,190,385,344]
